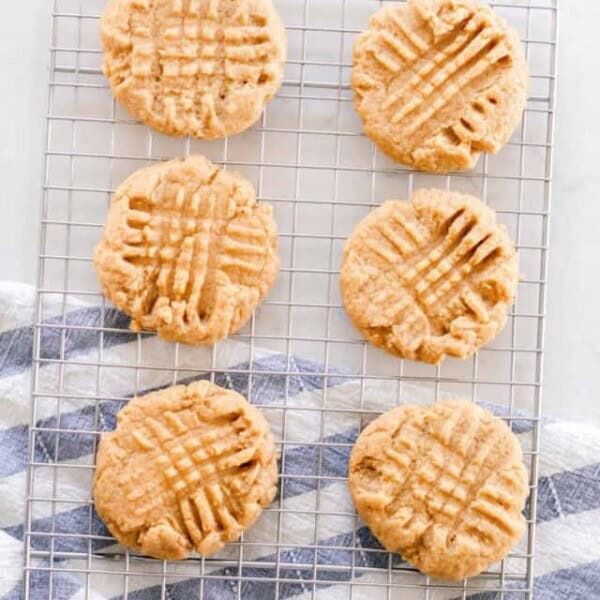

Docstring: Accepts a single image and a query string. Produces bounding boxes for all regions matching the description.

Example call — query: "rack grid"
[24,0,558,598]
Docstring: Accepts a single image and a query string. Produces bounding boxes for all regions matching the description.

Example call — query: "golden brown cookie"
[94,381,278,560]
[101,0,287,139]
[351,0,528,172]
[349,399,528,580]
[340,189,518,364]
[94,155,279,345]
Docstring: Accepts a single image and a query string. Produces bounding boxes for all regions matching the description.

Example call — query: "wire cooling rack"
[24,0,558,598]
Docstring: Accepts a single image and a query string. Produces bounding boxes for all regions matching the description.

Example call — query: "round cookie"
[351,0,529,172]
[94,155,279,345]
[101,0,287,139]
[349,399,528,580]
[340,189,518,364]
[94,381,278,560]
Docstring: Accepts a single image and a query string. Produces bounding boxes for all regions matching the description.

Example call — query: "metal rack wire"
[24,0,558,598]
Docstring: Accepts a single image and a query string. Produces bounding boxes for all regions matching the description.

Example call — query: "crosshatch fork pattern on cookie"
[101,0,286,138]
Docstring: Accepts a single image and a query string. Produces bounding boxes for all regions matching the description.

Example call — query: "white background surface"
[1,2,598,424]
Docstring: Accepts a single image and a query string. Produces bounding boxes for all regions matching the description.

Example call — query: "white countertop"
[2,2,599,424]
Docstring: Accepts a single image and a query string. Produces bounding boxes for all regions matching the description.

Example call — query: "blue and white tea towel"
[0,283,599,599]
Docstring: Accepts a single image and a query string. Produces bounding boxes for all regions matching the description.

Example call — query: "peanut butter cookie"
[340,189,518,364]
[101,0,287,139]
[94,381,278,559]
[94,156,279,344]
[349,399,528,580]
[352,0,528,172]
